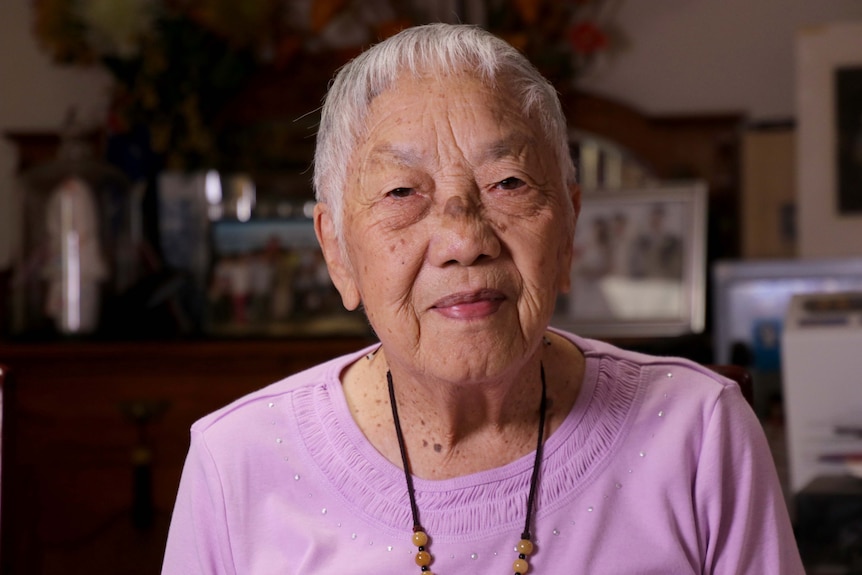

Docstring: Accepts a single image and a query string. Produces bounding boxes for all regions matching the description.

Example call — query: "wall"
[583,0,862,120]
[796,21,862,258]
[2,0,862,269]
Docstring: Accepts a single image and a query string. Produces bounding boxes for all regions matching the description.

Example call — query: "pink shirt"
[162,332,804,574]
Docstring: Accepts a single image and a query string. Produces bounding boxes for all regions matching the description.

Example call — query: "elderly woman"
[162,24,803,574]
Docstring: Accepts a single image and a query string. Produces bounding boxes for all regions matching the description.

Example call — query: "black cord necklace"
[386,363,548,575]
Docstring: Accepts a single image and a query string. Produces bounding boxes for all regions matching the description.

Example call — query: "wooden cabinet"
[0,337,371,574]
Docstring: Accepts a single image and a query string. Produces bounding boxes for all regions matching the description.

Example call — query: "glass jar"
[10,121,142,338]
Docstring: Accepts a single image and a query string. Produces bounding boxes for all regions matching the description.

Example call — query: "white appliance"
[782,291,862,493]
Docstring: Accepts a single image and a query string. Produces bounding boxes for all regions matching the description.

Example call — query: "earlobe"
[314,203,362,311]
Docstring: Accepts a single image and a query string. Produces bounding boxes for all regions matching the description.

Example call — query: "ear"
[314,202,362,311]
[557,182,582,294]
[569,182,582,221]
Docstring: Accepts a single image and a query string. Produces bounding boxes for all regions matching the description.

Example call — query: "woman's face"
[316,71,579,384]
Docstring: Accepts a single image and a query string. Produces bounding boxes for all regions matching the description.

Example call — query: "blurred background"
[2,1,862,573]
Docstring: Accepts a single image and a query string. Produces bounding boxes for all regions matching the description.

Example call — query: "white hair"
[313,23,576,240]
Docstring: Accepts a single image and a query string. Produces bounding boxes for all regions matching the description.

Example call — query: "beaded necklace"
[386,364,548,575]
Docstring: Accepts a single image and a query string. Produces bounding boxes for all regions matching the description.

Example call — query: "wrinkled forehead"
[364,66,496,119]
[356,69,548,160]
[370,70,508,118]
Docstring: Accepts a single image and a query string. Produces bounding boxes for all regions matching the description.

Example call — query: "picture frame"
[205,218,368,337]
[552,182,707,338]
[796,22,862,258]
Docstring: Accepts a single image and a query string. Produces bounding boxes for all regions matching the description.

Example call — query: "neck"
[394,358,541,434]
[344,331,584,479]
[392,363,544,478]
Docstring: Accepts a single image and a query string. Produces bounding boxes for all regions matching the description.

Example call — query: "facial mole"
[433,443,443,453]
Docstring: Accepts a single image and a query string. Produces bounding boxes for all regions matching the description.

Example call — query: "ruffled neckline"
[293,333,644,542]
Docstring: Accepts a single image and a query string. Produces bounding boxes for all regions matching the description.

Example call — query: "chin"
[423,337,537,380]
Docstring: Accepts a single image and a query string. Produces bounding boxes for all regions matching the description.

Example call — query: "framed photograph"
[796,22,862,257]
[205,219,368,337]
[552,182,707,338]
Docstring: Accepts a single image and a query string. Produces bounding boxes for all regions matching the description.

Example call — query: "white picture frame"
[552,181,707,338]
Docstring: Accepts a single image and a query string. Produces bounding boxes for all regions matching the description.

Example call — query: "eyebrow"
[367,144,423,166]
[476,134,534,165]
[367,133,535,168]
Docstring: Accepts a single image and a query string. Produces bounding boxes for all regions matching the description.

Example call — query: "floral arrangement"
[34,0,301,170]
[486,0,621,85]
[32,0,620,172]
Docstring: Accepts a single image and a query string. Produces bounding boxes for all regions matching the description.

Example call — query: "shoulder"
[553,328,746,410]
[555,330,761,472]
[189,344,377,436]
[541,329,753,503]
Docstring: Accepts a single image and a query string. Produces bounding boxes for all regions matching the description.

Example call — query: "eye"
[387,187,415,199]
[496,177,526,191]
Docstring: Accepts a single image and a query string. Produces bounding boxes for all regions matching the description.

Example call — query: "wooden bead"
[415,550,432,567]
[516,539,534,555]
[513,557,529,573]
[412,531,429,547]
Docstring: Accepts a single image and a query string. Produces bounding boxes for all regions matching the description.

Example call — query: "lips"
[431,288,506,319]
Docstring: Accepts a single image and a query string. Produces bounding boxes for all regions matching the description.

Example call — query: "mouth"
[431,288,507,319]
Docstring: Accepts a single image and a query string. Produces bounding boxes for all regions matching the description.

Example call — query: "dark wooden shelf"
[0,337,372,574]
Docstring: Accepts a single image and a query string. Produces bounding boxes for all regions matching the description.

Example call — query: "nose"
[429,193,501,267]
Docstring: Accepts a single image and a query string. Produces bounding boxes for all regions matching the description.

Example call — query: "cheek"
[517,218,572,282]
[374,239,413,277]
[387,236,411,261]
[355,234,423,297]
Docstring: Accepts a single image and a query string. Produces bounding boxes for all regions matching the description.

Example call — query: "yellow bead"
[415,550,432,567]
[412,530,428,547]
[513,557,529,573]
[517,539,534,555]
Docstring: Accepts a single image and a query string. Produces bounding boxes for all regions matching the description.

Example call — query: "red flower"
[568,21,609,56]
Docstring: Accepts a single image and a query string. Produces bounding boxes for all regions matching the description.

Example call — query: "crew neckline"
[294,332,643,540]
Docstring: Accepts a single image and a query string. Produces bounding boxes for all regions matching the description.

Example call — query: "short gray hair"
[313,23,575,238]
